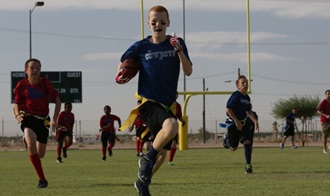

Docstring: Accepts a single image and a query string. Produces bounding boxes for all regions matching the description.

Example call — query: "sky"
[1,0,330,136]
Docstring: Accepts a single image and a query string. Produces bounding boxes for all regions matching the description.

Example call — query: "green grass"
[1,146,330,196]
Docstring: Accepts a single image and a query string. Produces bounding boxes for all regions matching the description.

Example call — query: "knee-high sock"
[136,140,140,153]
[168,147,176,162]
[30,153,46,181]
[63,143,72,149]
[244,143,252,165]
[102,146,106,157]
[108,143,114,150]
[139,141,144,152]
[57,147,61,158]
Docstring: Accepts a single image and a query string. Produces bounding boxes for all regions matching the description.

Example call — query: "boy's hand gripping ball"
[115,58,140,84]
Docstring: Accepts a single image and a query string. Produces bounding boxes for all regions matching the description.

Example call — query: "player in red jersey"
[56,102,75,163]
[168,92,186,166]
[100,105,121,161]
[129,100,151,156]
[13,58,61,188]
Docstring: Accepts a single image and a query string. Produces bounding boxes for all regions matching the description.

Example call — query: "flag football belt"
[18,111,50,128]
[226,118,247,126]
[119,92,177,139]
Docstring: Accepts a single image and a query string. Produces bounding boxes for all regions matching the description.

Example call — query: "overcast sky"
[1,0,329,136]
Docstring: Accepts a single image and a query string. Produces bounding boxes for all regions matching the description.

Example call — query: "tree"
[271,95,320,146]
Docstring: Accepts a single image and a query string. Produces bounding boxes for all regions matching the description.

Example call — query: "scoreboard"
[11,71,82,103]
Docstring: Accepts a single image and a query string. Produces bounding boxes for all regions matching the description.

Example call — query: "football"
[115,58,140,84]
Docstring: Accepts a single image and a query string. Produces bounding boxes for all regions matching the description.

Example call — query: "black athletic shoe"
[102,156,106,161]
[108,149,113,157]
[56,157,63,163]
[63,148,67,158]
[134,179,151,196]
[137,152,143,157]
[138,154,154,185]
[37,180,48,188]
[245,164,253,174]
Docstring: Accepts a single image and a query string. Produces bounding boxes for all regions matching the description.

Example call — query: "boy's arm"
[226,108,243,131]
[177,51,192,76]
[52,96,61,131]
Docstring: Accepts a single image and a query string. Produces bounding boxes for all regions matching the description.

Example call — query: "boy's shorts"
[227,122,254,148]
[21,115,50,144]
[139,101,176,150]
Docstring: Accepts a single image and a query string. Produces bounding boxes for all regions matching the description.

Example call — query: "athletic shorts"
[227,122,254,148]
[56,129,73,142]
[139,101,176,150]
[321,122,330,139]
[101,131,116,145]
[283,124,295,137]
[20,115,50,144]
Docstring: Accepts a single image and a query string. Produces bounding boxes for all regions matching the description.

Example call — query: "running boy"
[99,105,121,161]
[13,58,61,188]
[117,5,192,196]
[223,75,258,174]
[56,102,75,163]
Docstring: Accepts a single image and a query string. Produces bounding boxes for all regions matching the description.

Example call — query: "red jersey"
[100,114,121,133]
[14,77,59,117]
[318,99,330,122]
[175,102,183,119]
[58,111,75,130]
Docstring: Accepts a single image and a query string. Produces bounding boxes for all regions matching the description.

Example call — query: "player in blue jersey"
[280,108,298,149]
[118,5,192,196]
[223,75,259,174]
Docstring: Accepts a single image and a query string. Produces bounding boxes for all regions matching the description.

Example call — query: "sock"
[102,146,106,157]
[136,140,140,153]
[169,147,176,162]
[30,153,46,181]
[146,146,159,162]
[108,143,114,150]
[63,143,72,149]
[139,141,144,152]
[57,147,61,158]
[244,143,252,165]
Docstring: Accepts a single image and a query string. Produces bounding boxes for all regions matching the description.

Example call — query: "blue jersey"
[285,112,295,126]
[121,35,191,107]
[226,91,252,120]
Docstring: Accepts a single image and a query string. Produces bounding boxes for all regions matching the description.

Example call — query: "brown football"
[115,58,140,84]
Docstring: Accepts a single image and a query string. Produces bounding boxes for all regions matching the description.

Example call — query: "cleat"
[280,143,284,149]
[108,149,113,157]
[56,157,63,163]
[323,149,328,154]
[134,179,151,196]
[63,148,67,158]
[137,152,143,157]
[37,180,48,188]
[138,154,154,185]
[291,145,298,149]
[245,164,253,174]
[102,156,106,161]
[168,162,174,166]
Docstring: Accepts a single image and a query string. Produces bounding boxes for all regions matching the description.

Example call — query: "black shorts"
[139,101,176,150]
[56,130,73,142]
[284,124,295,137]
[101,132,116,145]
[227,122,254,148]
[20,115,50,144]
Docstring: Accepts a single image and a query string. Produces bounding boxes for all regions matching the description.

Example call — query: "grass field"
[1,146,330,196]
